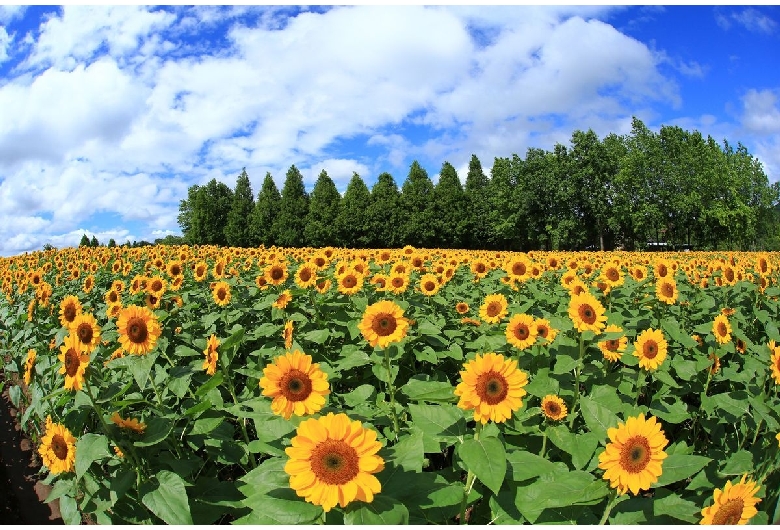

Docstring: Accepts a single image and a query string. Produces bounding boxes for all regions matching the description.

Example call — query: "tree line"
[177,117,780,252]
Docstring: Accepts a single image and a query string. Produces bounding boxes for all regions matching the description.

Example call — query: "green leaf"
[75,433,111,480]
[195,371,224,397]
[514,470,609,523]
[711,391,750,420]
[457,436,506,495]
[135,417,173,447]
[671,358,699,381]
[654,490,701,523]
[408,403,467,443]
[720,449,753,476]
[523,369,559,398]
[579,395,619,439]
[303,328,331,344]
[653,454,712,488]
[190,416,224,435]
[141,470,193,525]
[506,449,565,482]
[649,397,690,424]
[337,346,372,371]
[546,427,600,470]
[400,377,456,402]
[59,494,81,525]
[553,353,579,374]
[342,384,376,408]
[343,496,410,525]
[388,430,425,472]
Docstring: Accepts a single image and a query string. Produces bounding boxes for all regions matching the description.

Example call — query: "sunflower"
[418,273,441,296]
[337,271,364,296]
[295,263,318,289]
[599,324,628,362]
[260,350,330,419]
[568,291,607,334]
[708,353,721,375]
[600,264,624,288]
[597,413,669,495]
[116,305,162,356]
[534,317,558,344]
[505,313,538,350]
[479,293,508,324]
[454,352,529,424]
[38,419,77,475]
[284,412,384,512]
[273,289,293,310]
[770,342,780,385]
[700,475,761,525]
[713,314,732,345]
[386,273,410,295]
[655,277,678,305]
[111,412,147,434]
[455,302,470,315]
[202,334,220,375]
[358,300,410,348]
[58,333,90,391]
[633,328,668,371]
[265,262,289,286]
[58,295,82,328]
[540,395,568,421]
[146,275,167,298]
[315,279,332,294]
[194,261,209,282]
[211,281,231,307]
[283,320,294,350]
[82,275,95,294]
[653,259,672,279]
[23,348,36,385]
[69,313,102,354]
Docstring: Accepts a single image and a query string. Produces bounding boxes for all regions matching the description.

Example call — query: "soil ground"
[0,379,62,525]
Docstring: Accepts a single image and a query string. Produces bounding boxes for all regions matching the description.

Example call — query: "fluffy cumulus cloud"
[740,88,780,180]
[0,5,768,256]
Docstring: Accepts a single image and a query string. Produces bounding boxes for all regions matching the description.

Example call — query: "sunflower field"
[1,244,779,525]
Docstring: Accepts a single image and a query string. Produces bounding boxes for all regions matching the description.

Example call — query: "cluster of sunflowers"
[1,244,779,524]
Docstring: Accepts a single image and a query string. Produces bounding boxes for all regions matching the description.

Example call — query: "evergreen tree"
[432,161,466,248]
[225,168,255,247]
[90,235,100,247]
[198,179,234,246]
[336,172,372,247]
[107,238,116,247]
[249,172,281,247]
[486,156,520,249]
[178,185,200,244]
[400,161,436,247]
[304,170,342,247]
[79,233,90,247]
[367,172,402,248]
[273,165,309,247]
[464,154,491,249]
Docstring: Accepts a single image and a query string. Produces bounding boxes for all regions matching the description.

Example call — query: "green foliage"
[401,160,437,247]
[273,165,309,247]
[367,172,402,248]
[336,172,372,247]
[250,172,281,247]
[303,169,341,247]
[224,168,255,247]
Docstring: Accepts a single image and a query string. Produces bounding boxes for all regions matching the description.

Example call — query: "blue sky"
[0,4,779,256]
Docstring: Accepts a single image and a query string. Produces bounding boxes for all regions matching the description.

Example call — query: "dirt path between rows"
[0,380,63,525]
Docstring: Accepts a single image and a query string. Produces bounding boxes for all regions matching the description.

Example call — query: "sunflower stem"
[384,345,399,442]
[539,425,548,458]
[568,333,585,429]
[598,489,620,525]
[634,368,644,406]
[222,349,257,470]
[459,422,482,525]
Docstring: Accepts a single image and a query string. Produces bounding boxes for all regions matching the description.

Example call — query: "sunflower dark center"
[300,268,311,282]
[486,302,502,318]
[513,325,529,339]
[643,341,658,359]
[619,436,651,473]
[310,440,359,485]
[279,369,312,402]
[217,288,227,301]
[712,498,745,525]
[342,276,356,288]
[392,277,404,288]
[151,280,163,292]
[127,317,149,344]
[423,281,436,292]
[579,305,596,324]
[606,339,620,351]
[717,323,728,336]
[63,305,77,321]
[475,263,486,274]
[51,434,69,460]
[662,284,674,297]
[108,291,118,303]
[77,323,93,344]
[64,348,80,377]
[545,402,561,416]
[513,263,526,276]
[538,326,549,338]
[658,265,667,277]
[271,267,284,280]
[725,269,734,282]
[372,314,397,336]
[607,269,619,281]
[476,371,508,405]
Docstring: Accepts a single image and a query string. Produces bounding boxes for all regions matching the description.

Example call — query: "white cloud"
[716,8,777,34]
[742,89,780,135]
